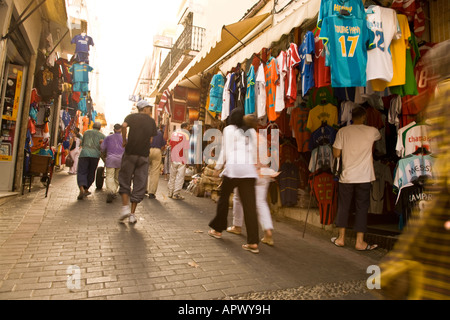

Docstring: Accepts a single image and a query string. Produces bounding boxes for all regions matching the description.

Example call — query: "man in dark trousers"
[118,100,157,224]
[77,122,105,200]
[332,106,381,251]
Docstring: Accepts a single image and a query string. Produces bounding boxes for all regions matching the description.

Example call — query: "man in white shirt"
[332,106,381,251]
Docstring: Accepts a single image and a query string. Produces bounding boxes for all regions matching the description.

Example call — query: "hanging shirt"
[306,103,338,133]
[255,63,267,119]
[71,34,94,53]
[309,171,338,225]
[365,5,401,83]
[371,14,411,91]
[221,73,232,121]
[244,65,256,115]
[285,43,301,106]
[309,144,334,172]
[275,50,287,112]
[289,104,311,152]
[277,162,299,207]
[393,154,436,193]
[70,63,93,84]
[313,28,331,88]
[299,31,315,96]
[265,57,279,121]
[317,0,366,28]
[209,74,225,113]
[370,160,394,214]
[396,123,433,157]
[319,14,373,88]
[309,125,337,151]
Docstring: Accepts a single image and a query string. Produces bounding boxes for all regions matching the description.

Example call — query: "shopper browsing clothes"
[208,108,260,254]
[100,124,125,203]
[118,100,157,224]
[77,122,105,200]
[331,106,381,251]
[68,127,82,175]
[167,122,190,200]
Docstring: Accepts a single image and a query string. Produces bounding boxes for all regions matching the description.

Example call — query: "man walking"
[101,124,125,203]
[332,106,381,251]
[77,122,105,200]
[147,122,168,199]
[168,122,190,200]
[118,100,157,224]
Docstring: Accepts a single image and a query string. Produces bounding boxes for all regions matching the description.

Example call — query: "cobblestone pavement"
[0,170,387,300]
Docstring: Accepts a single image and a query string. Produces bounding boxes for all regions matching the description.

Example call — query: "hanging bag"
[65,154,74,168]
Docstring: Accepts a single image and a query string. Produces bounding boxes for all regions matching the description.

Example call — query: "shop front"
[0,0,69,193]
[167,0,449,243]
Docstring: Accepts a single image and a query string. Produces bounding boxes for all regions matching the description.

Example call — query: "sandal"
[242,244,259,254]
[208,229,222,239]
[261,237,274,246]
[172,194,185,200]
[226,226,242,235]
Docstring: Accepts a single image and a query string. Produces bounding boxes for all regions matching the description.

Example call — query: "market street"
[0,170,386,300]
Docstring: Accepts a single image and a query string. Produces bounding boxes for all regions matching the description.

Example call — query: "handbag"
[65,154,74,168]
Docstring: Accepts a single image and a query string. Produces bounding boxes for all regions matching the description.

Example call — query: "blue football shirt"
[299,31,315,96]
[71,34,94,53]
[244,65,256,115]
[209,74,224,113]
[317,0,366,28]
[319,14,374,87]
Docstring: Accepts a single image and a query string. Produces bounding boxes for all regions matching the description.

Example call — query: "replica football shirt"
[366,5,401,82]
[306,103,338,133]
[299,31,315,96]
[285,43,301,106]
[265,57,279,121]
[371,14,411,91]
[70,63,93,83]
[275,51,287,112]
[317,0,366,28]
[209,74,225,113]
[313,28,331,88]
[319,14,373,88]
[244,65,256,115]
[71,34,94,53]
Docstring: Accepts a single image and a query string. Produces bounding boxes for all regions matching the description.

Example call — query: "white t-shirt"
[275,51,287,113]
[366,6,401,82]
[255,63,266,119]
[221,73,232,121]
[333,124,381,183]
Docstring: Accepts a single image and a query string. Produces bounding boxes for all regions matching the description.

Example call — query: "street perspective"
[0,0,449,310]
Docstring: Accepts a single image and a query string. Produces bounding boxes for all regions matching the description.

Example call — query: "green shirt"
[79,129,105,158]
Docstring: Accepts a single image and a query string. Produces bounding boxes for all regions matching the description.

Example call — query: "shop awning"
[219,0,320,73]
[43,0,69,28]
[184,12,271,79]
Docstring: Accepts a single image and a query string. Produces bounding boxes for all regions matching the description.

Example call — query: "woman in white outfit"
[227,115,279,246]
[68,127,82,175]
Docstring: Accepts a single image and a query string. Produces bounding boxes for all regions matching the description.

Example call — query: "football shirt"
[71,34,94,53]
[366,6,401,82]
[319,14,373,88]
[317,0,366,28]
[299,31,315,96]
[265,57,279,121]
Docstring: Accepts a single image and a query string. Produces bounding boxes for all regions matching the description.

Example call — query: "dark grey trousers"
[119,154,149,204]
[335,182,371,233]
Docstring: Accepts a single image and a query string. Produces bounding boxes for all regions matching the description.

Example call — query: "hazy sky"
[84,0,181,125]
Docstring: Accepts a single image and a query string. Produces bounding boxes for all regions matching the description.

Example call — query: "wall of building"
[429,0,450,43]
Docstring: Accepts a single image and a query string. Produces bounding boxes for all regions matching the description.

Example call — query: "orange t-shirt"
[265,57,279,121]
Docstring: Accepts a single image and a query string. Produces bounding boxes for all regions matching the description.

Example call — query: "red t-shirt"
[313,28,331,89]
